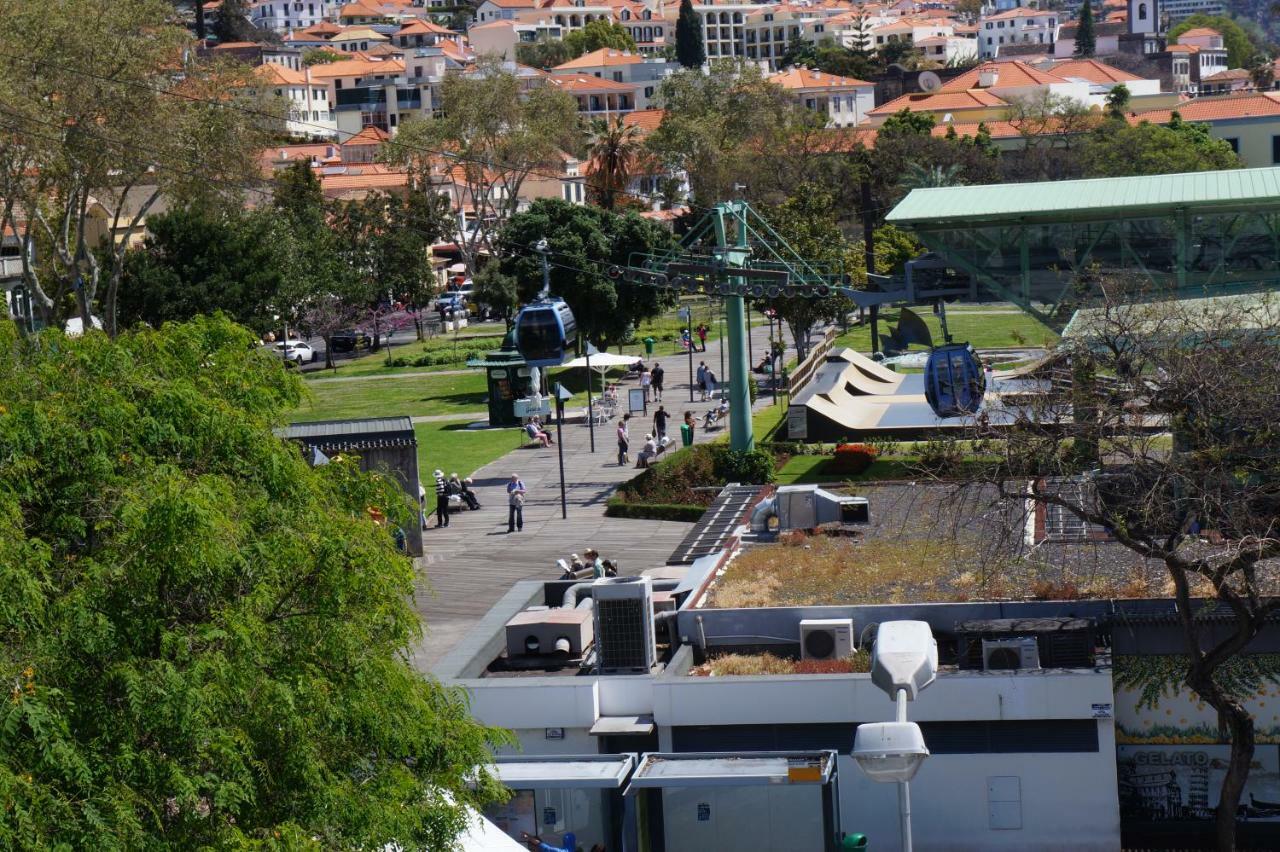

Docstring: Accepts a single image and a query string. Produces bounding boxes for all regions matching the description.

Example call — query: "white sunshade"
[561,351,636,369]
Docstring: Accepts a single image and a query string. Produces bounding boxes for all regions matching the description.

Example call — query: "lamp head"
[852,721,929,783]
[870,620,938,701]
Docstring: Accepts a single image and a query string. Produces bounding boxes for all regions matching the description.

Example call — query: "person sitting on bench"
[636,433,659,468]
[703,398,729,430]
[525,415,553,447]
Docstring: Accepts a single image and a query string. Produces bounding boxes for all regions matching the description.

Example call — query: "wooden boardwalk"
[409,323,793,672]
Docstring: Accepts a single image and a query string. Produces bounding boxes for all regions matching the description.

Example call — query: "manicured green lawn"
[415,420,523,482]
[833,308,1059,352]
[291,372,490,422]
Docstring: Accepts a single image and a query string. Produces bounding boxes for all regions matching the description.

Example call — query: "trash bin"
[680,422,693,447]
[841,833,868,849]
[643,336,655,357]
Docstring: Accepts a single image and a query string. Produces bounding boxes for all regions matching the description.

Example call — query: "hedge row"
[603,500,709,522]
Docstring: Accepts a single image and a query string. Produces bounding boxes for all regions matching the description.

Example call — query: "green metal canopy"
[884,166,1280,330]
[886,167,1280,227]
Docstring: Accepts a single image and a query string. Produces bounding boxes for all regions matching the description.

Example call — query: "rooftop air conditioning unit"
[504,607,593,658]
[982,637,1041,671]
[800,618,855,661]
[593,577,657,674]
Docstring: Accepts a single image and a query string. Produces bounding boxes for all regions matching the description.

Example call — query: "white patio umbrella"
[559,350,637,447]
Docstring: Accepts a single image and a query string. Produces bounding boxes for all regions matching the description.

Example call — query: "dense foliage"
[675,0,705,68]
[0,317,509,847]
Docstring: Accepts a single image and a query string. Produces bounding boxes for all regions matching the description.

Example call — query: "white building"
[978,7,1058,59]
[255,63,337,138]
[768,67,876,128]
[250,0,332,32]
[693,2,766,62]
[916,34,980,65]
[551,48,676,111]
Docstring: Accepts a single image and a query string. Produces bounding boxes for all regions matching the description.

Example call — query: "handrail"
[785,326,839,396]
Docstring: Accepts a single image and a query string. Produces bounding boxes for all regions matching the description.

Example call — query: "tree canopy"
[497,199,676,348]
[515,20,636,68]
[1074,0,1096,58]
[0,316,510,847]
[675,0,706,68]
[1078,114,1240,177]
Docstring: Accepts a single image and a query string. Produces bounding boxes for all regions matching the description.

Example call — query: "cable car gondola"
[924,341,985,418]
[513,297,578,368]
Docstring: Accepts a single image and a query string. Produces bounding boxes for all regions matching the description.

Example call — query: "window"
[1274,135,1280,164]
[985,22,992,29]
[1226,137,1240,153]
[1138,3,1147,19]
[833,98,841,112]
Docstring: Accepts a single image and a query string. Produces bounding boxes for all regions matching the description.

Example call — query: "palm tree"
[585,116,642,211]
[899,162,964,191]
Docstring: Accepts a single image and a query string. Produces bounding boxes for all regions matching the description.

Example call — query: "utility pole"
[712,201,754,451]
[680,305,694,402]
[861,179,880,354]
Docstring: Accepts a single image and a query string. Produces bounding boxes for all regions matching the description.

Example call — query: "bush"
[910,436,965,477]
[747,374,758,404]
[614,445,720,507]
[409,349,482,368]
[603,500,708,522]
[826,443,878,475]
[711,446,776,484]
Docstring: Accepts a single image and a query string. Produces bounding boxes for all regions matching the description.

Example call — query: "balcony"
[0,256,23,279]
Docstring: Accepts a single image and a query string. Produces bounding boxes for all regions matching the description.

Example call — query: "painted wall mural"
[1117,745,1280,822]
[1113,654,1280,744]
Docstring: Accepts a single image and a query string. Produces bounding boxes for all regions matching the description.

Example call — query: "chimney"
[977,67,998,87]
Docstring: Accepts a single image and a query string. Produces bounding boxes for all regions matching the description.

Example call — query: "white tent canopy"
[560,351,635,369]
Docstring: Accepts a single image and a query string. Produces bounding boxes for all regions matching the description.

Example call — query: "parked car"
[273,340,315,365]
[329,328,380,353]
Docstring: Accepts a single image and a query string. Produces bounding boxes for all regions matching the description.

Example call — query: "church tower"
[1129,0,1158,35]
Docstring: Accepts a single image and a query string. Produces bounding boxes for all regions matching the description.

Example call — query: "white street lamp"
[852,620,938,852]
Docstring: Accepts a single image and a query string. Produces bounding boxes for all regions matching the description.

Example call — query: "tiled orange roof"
[343,125,392,146]
[940,60,1067,91]
[1177,27,1221,40]
[1203,68,1250,82]
[550,74,635,92]
[213,41,260,49]
[321,171,411,193]
[1165,44,1200,53]
[623,108,664,132]
[985,6,1050,19]
[255,63,307,85]
[398,19,457,35]
[769,67,873,89]
[1133,92,1280,123]
[306,58,405,79]
[553,48,647,70]
[1049,58,1142,84]
[868,88,1008,116]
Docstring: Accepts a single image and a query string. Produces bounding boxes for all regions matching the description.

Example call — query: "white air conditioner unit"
[982,637,1041,671]
[593,577,657,674]
[800,618,855,661]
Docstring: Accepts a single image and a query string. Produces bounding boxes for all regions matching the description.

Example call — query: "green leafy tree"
[1080,114,1241,177]
[564,19,636,55]
[1105,82,1131,119]
[1169,14,1262,68]
[515,37,575,69]
[0,0,284,336]
[498,199,676,348]
[0,315,511,847]
[472,261,519,327]
[302,48,345,65]
[648,62,820,204]
[1074,0,1096,58]
[761,184,859,360]
[878,108,936,138]
[675,0,706,68]
[899,162,964,189]
[212,0,257,43]
[116,205,300,334]
[586,115,644,210]
[385,57,580,273]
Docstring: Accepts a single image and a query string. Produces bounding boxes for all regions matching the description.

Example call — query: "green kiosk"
[468,329,537,428]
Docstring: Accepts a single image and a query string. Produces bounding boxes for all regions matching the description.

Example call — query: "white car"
[273,340,315,365]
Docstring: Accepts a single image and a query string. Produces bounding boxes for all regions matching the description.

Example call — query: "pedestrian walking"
[433,468,450,528]
[507,474,526,533]
[639,364,652,402]
[704,366,718,399]
[616,418,630,466]
[651,362,664,401]
[653,405,669,443]
[681,410,695,447]
[696,323,708,352]
[696,361,708,401]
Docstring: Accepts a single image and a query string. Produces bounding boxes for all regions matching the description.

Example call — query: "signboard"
[697,802,711,822]
[629,388,647,414]
[786,404,808,440]
[545,727,565,740]
[514,398,551,418]
[1092,703,1113,718]
[1117,745,1280,823]
[487,789,536,839]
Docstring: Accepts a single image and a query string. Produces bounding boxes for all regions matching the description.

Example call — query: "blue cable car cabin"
[513,298,578,368]
[923,342,985,418]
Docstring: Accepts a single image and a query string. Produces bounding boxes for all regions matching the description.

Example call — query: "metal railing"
[785,325,839,396]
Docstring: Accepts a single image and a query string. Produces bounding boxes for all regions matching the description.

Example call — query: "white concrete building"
[255,63,337,138]
[768,67,876,127]
[551,49,677,111]
[693,2,766,62]
[978,7,1058,59]
[250,0,332,32]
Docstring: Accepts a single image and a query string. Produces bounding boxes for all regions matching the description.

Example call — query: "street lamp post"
[852,621,937,852]
[680,306,694,402]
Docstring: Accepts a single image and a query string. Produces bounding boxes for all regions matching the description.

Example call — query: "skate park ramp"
[787,348,1046,441]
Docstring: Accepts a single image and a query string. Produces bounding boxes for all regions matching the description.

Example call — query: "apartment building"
[250,0,332,32]
[978,7,1058,58]
[769,67,876,127]
[551,48,676,110]
[255,63,339,138]
[693,2,765,62]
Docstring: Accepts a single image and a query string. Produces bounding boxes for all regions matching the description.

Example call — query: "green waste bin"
[642,336,655,357]
[680,422,693,447]
[841,834,868,849]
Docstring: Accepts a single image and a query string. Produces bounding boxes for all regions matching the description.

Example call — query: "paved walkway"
[409,321,793,672]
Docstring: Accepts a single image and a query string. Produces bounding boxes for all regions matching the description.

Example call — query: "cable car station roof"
[886,166,1280,228]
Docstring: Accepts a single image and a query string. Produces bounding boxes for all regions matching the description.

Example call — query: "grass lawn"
[752,400,789,442]
[833,308,1059,352]
[291,371,490,422]
[415,420,523,482]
